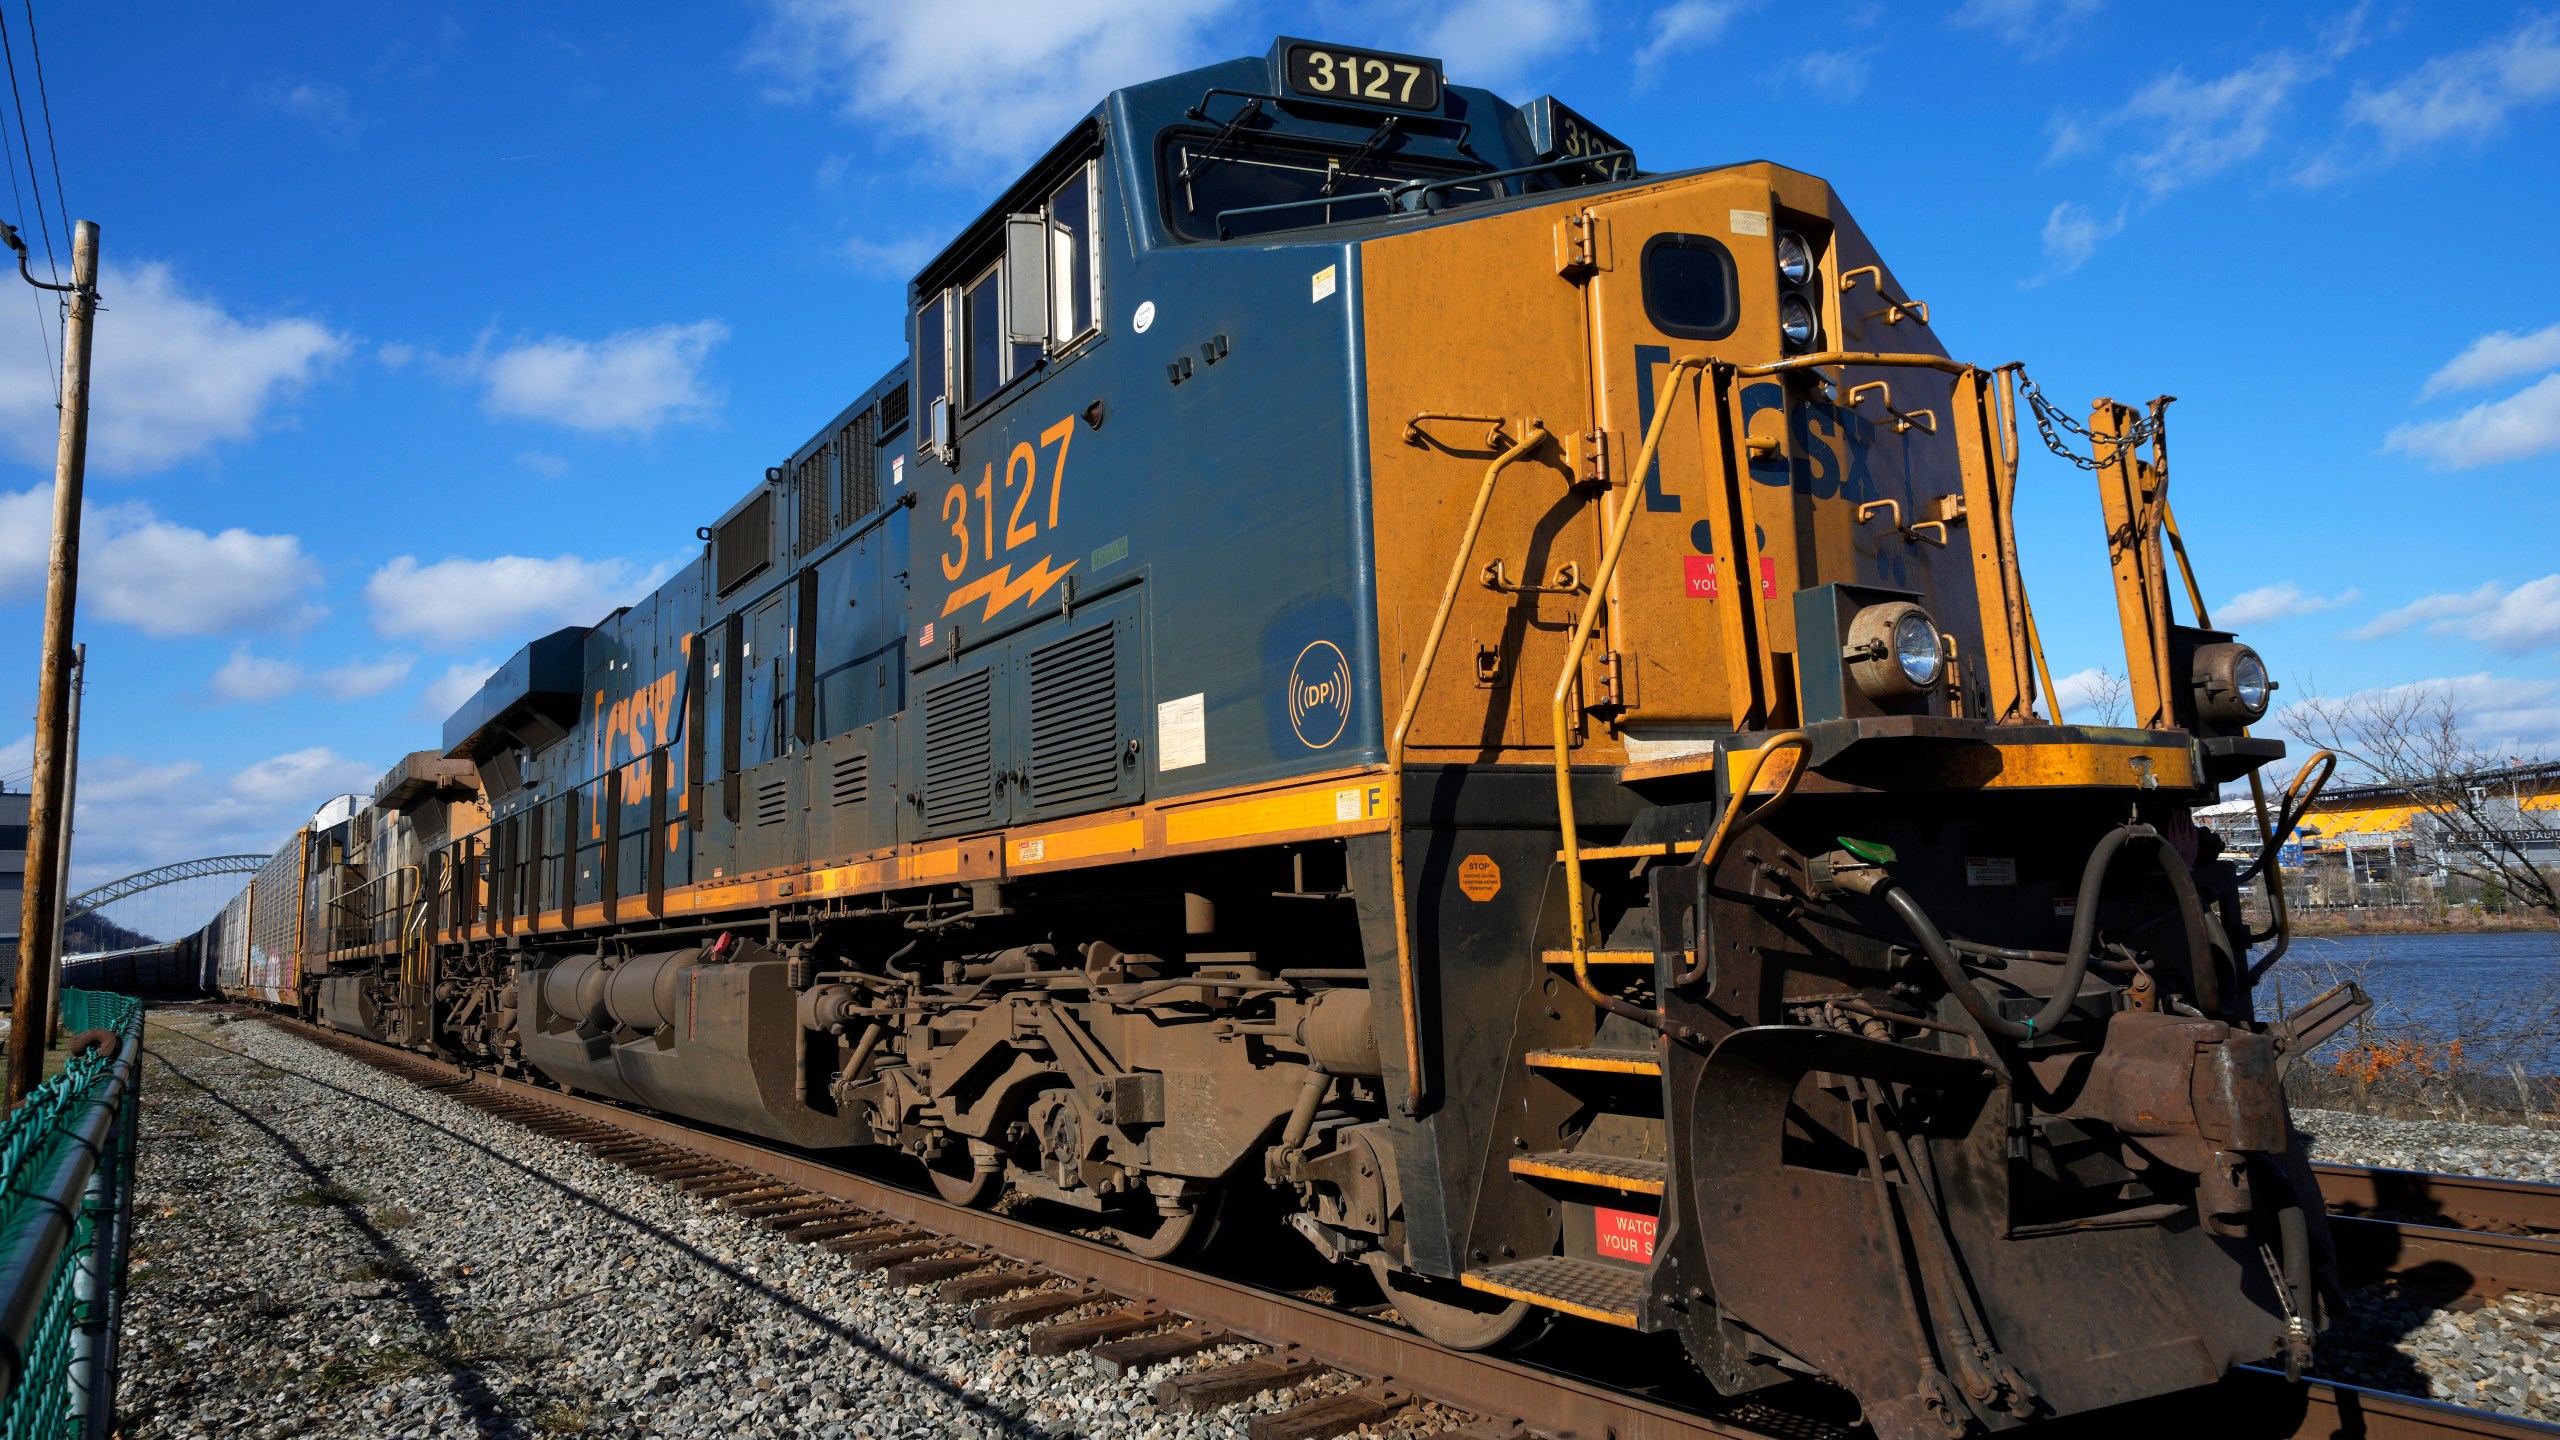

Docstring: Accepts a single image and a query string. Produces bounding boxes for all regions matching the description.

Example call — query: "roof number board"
[1283,42,1441,112]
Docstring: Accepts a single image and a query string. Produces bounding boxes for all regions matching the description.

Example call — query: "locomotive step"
[1523,1046,1660,1077]
[1460,1256,1644,1329]
[1507,1150,1666,1196]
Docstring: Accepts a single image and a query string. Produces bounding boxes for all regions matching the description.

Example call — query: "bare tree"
[2281,681,2559,917]
[2073,667,2131,727]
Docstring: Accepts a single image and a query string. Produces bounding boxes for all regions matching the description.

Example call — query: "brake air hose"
[1868,822,2221,1041]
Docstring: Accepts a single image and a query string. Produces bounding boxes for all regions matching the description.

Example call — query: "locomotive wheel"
[1111,1189,1226,1261]
[1367,1259,1549,1352]
[924,1148,1001,1208]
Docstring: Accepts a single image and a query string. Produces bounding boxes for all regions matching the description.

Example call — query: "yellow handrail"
[1551,358,1707,1023]
[1386,420,1554,1116]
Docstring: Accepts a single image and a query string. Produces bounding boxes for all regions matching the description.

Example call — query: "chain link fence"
[0,990,143,1440]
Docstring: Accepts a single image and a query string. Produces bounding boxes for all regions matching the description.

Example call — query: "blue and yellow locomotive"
[216,39,2352,1438]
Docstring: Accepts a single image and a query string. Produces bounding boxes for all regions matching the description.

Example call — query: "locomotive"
[188,39,2357,1438]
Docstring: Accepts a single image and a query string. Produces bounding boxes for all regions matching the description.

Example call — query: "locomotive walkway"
[114,1007,2560,1440]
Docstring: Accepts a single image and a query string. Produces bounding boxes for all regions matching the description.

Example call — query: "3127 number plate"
[1283,42,1442,112]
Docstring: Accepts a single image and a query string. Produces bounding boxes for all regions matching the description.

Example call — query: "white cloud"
[2273,672,2560,755]
[213,646,417,704]
[516,450,570,478]
[2053,666,2132,724]
[747,0,1240,164]
[2350,576,2560,654]
[1784,47,1877,98]
[2419,322,2560,398]
[207,646,305,705]
[366,553,656,648]
[1640,1,1752,72]
[2219,581,2359,628]
[230,746,378,806]
[2109,51,2317,198]
[1951,0,2102,58]
[417,659,497,722]
[62,746,382,900]
[264,80,359,142]
[84,504,325,636]
[1417,0,1595,91]
[2383,373,2560,470]
[0,261,346,475]
[2342,14,2560,154]
[3,486,324,635]
[476,322,726,436]
[840,233,938,280]
[318,653,416,700]
[2039,200,2124,272]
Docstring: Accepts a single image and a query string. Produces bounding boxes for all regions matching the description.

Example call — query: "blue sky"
[2,0,2557,893]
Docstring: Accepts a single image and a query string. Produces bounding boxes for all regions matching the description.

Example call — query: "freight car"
[184,39,2363,1437]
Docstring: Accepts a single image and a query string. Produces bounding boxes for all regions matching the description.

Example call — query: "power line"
[17,0,64,250]
[0,3,55,287]
[0,59,56,396]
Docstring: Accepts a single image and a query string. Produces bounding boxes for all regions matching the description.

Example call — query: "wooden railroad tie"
[1154,1349,1325,1411]
[1248,1383,1414,1440]
[882,1252,993,1287]
[1024,1303,1169,1356]
[971,1285,1109,1331]
[1084,1321,1232,1378]
[936,1267,1046,1304]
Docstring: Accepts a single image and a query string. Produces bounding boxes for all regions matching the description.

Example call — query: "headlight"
[1845,601,1943,702]
[2192,642,2273,726]
[1778,292,1820,351]
[1775,230,1814,286]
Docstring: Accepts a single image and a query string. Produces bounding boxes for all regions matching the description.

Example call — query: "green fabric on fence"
[0,990,143,1440]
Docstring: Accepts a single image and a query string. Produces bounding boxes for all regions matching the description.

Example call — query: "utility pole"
[45,642,82,1049]
[7,219,98,1109]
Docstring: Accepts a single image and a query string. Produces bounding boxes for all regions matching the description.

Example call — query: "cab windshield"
[1158,130,1499,242]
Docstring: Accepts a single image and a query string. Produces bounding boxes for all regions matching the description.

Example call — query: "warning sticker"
[1683,554,1718,599]
[1728,209,1770,237]
[1311,264,1338,302]
[1596,1205,1658,1264]
[1014,837,1046,864]
[1457,854,1502,901]
[1158,692,1206,771]
[1757,555,1778,599]
[1965,856,2017,886]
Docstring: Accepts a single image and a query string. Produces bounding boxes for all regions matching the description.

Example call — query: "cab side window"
[912,157,1103,444]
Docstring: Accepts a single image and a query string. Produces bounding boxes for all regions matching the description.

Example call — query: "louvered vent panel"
[793,446,833,559]
[1026,626,1121,809]
[756,778,791,828]
[837,411,878,526]
[921,669,996,830]
[716,491,772,595]
[830,752,868,809]
[877,385,909,441]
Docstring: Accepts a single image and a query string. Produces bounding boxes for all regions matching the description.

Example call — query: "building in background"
[0,784,26,976]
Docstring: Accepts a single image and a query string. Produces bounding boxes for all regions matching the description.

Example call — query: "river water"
[2269,932,2560,1075]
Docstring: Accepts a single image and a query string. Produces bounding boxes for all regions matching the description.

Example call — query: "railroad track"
[254,1014,2560,1440]
[2315,1163,2560,1301]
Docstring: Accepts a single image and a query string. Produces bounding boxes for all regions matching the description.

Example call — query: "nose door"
[1575,176,1792,743]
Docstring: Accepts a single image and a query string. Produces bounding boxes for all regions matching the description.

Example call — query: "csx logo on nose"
[1288,640,1352,749]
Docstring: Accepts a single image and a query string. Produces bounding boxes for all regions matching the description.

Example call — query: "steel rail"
[255,1014,2560,1440]
[2314,1163,2560,1238]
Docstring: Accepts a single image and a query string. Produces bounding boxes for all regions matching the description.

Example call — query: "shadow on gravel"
[147,1023,1054,1438]
[148,1042,527,1440]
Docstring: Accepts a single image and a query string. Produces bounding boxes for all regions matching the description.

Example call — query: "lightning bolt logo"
[941,554,1079,622]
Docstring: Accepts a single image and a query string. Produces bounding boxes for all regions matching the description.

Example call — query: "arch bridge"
[65,854,268,920]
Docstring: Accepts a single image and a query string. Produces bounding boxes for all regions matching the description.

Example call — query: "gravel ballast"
[2294,1106,2560,1185]
[122,1010,1469,1440]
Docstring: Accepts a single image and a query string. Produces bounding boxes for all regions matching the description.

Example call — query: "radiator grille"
[829,752,868,809]
[1026,625,1121,809]
[920,669,996,831]
[755,777,791,829]
[793,445,833,559]
[837,410,878,525]
[715,491,772,596]
[877,385,909,441]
